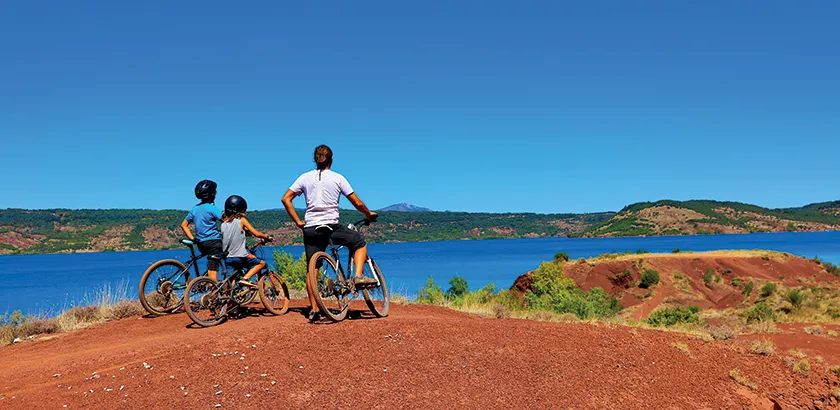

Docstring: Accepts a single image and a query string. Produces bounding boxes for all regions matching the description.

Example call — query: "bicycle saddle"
[181,239,195,246]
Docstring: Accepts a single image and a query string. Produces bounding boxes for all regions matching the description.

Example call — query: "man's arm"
[180,219,195,241]
[282,189,305,229]
[346,193,377,221]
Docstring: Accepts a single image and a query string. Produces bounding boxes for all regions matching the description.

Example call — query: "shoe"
[238,280,257,289]
[352,276,378,286]
[308,310,321,322]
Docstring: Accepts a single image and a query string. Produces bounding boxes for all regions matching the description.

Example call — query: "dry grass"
[729,369,757,390]
[672,342,691,355]
[792,359,811,373]
[832,388,840,401]
[804,325,824,335]
[828,330,839,338]
[2,281,142,346]
[749,339,775,355]
[589,250,790,264]
[787,349,807,359]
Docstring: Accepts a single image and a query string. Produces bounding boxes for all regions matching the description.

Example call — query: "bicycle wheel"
[184,277,227,327]
[307,252,348,322]
[231,275,259,306]
[139,259,188,316]
[258,270,290,315]
[360,258,390,318]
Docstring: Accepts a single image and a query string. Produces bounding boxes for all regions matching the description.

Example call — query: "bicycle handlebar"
[354,214,378,227]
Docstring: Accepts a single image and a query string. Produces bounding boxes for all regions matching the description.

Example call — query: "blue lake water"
[1,231,838,315]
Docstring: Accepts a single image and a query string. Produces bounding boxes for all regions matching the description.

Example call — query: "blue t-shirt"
[185,203,222,242]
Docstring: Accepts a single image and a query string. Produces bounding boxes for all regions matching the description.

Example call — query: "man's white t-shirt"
[289,169,354,227]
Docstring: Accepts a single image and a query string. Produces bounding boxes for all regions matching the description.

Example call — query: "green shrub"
[447,275,468,299]
[524,262,621,320]
[273,250,307,291]
[742,281,754,297]
[759,283,776,298]
[645,306,701,327]
[672,248,681,254]
[554,252,570,262]
[416,275,445,305]
[744,303,776,324]
[731,277,743,287]
[785,289,804,309]
[823,261,840,277]
[639,269,660,289]
[703,271,714,284]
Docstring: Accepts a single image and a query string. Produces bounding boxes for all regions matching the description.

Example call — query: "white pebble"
[215,391,222,395]
[246,394,251,398]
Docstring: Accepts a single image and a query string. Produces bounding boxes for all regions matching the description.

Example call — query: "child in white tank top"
[221,197,272,288]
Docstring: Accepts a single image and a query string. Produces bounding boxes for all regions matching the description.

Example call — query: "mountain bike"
[184,238,290,327]
[307,216,389,322]
[138,239,217,316]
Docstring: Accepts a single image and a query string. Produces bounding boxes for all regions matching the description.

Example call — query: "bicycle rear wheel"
[184,277,227,327]
[307,252,348,322]
[139,259,188,316]
[258,270,290,315]
[361,258,390,318]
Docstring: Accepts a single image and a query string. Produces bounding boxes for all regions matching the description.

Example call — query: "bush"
[447,276,468,299]
[67,306,100,323]
[742,281,754,297]
[524,262,621,320]
[730,277,743,287]
[416,275,445,305]
[822,261,840,277]
[744,303,776,324]
[759,283,776,298]
[273,250,307,291]
[785,289,804,309]
[703,271,714,284]
[645,306,701,327]
[106,301,145,320]
[639,269,660,289]
[672,248,681,254]
[554,252,570,262]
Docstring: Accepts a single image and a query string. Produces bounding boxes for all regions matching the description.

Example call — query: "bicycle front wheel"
[307,252,348,322]
[258,270,290,315]
[139,259,188,316]
[184,277,227,327]
[361,258,390,318]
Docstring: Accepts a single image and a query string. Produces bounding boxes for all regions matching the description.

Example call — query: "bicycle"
[307,216,389,322]
[138,239,218,316]
[184,238,290,327]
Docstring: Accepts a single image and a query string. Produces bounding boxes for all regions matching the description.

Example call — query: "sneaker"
[352,276,378,286]
[238,280,257,289]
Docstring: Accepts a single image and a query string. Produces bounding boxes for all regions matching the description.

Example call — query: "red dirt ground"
[1,302,838,409]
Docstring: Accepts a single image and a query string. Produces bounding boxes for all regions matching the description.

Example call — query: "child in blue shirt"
[180,179,224,282]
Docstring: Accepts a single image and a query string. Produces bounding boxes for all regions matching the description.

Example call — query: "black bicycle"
[307,216,389,322]
[138,239,214,316]
[184,238,290,327]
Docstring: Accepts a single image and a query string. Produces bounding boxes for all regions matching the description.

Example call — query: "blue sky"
[1,1,838,214]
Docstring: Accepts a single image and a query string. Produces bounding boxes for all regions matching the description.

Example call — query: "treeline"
[0,208,614,254]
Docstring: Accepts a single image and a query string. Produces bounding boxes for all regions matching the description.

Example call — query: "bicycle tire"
[361,258,390,318]
[184,276,227,327]
[307,251,348,322]
[139,259,188,316]
[258,270,290,315]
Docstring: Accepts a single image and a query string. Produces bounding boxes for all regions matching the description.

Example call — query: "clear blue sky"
[1,1,838,214]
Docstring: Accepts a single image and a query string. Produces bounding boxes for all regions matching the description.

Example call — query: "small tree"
[447,275,468,299]
[554,252,570,262]
[416,275,445,305]
[759,283,776,298]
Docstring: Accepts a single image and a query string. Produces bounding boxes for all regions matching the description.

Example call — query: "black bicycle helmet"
[194,179,217,201]
[224,195,247,214]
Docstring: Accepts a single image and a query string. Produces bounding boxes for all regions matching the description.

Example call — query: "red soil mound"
[513,252,840,321]
[1,302,838,409]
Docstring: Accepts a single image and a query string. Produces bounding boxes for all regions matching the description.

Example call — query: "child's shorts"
[226,257,262,271]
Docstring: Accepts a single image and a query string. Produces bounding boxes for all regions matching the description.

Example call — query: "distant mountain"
[379,203,433,212]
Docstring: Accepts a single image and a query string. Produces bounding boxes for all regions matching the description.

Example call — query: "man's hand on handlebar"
[366,212,379,223]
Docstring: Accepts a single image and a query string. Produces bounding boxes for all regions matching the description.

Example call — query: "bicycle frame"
[323,218,381,288]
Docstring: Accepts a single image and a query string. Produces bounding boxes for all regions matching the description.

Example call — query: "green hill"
[575,200,840,237]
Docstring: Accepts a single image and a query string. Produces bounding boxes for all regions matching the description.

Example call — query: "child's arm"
[240,218,271,240]
[180,219,195,241]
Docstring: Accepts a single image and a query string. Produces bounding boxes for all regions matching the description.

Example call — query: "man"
[281,145,378,320]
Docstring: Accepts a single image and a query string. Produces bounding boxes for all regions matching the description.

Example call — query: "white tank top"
[221,219,248,258]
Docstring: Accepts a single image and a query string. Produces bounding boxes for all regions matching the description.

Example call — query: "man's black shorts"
[303,224,366,263]
[196,239,223,271]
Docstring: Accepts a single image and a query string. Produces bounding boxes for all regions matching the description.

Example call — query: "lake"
[1,231,838,315]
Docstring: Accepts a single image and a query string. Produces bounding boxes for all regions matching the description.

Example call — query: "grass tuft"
[672,342,691,355]
[749,339,775,355]
[792,359,811,373]
[729,369,757,390]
